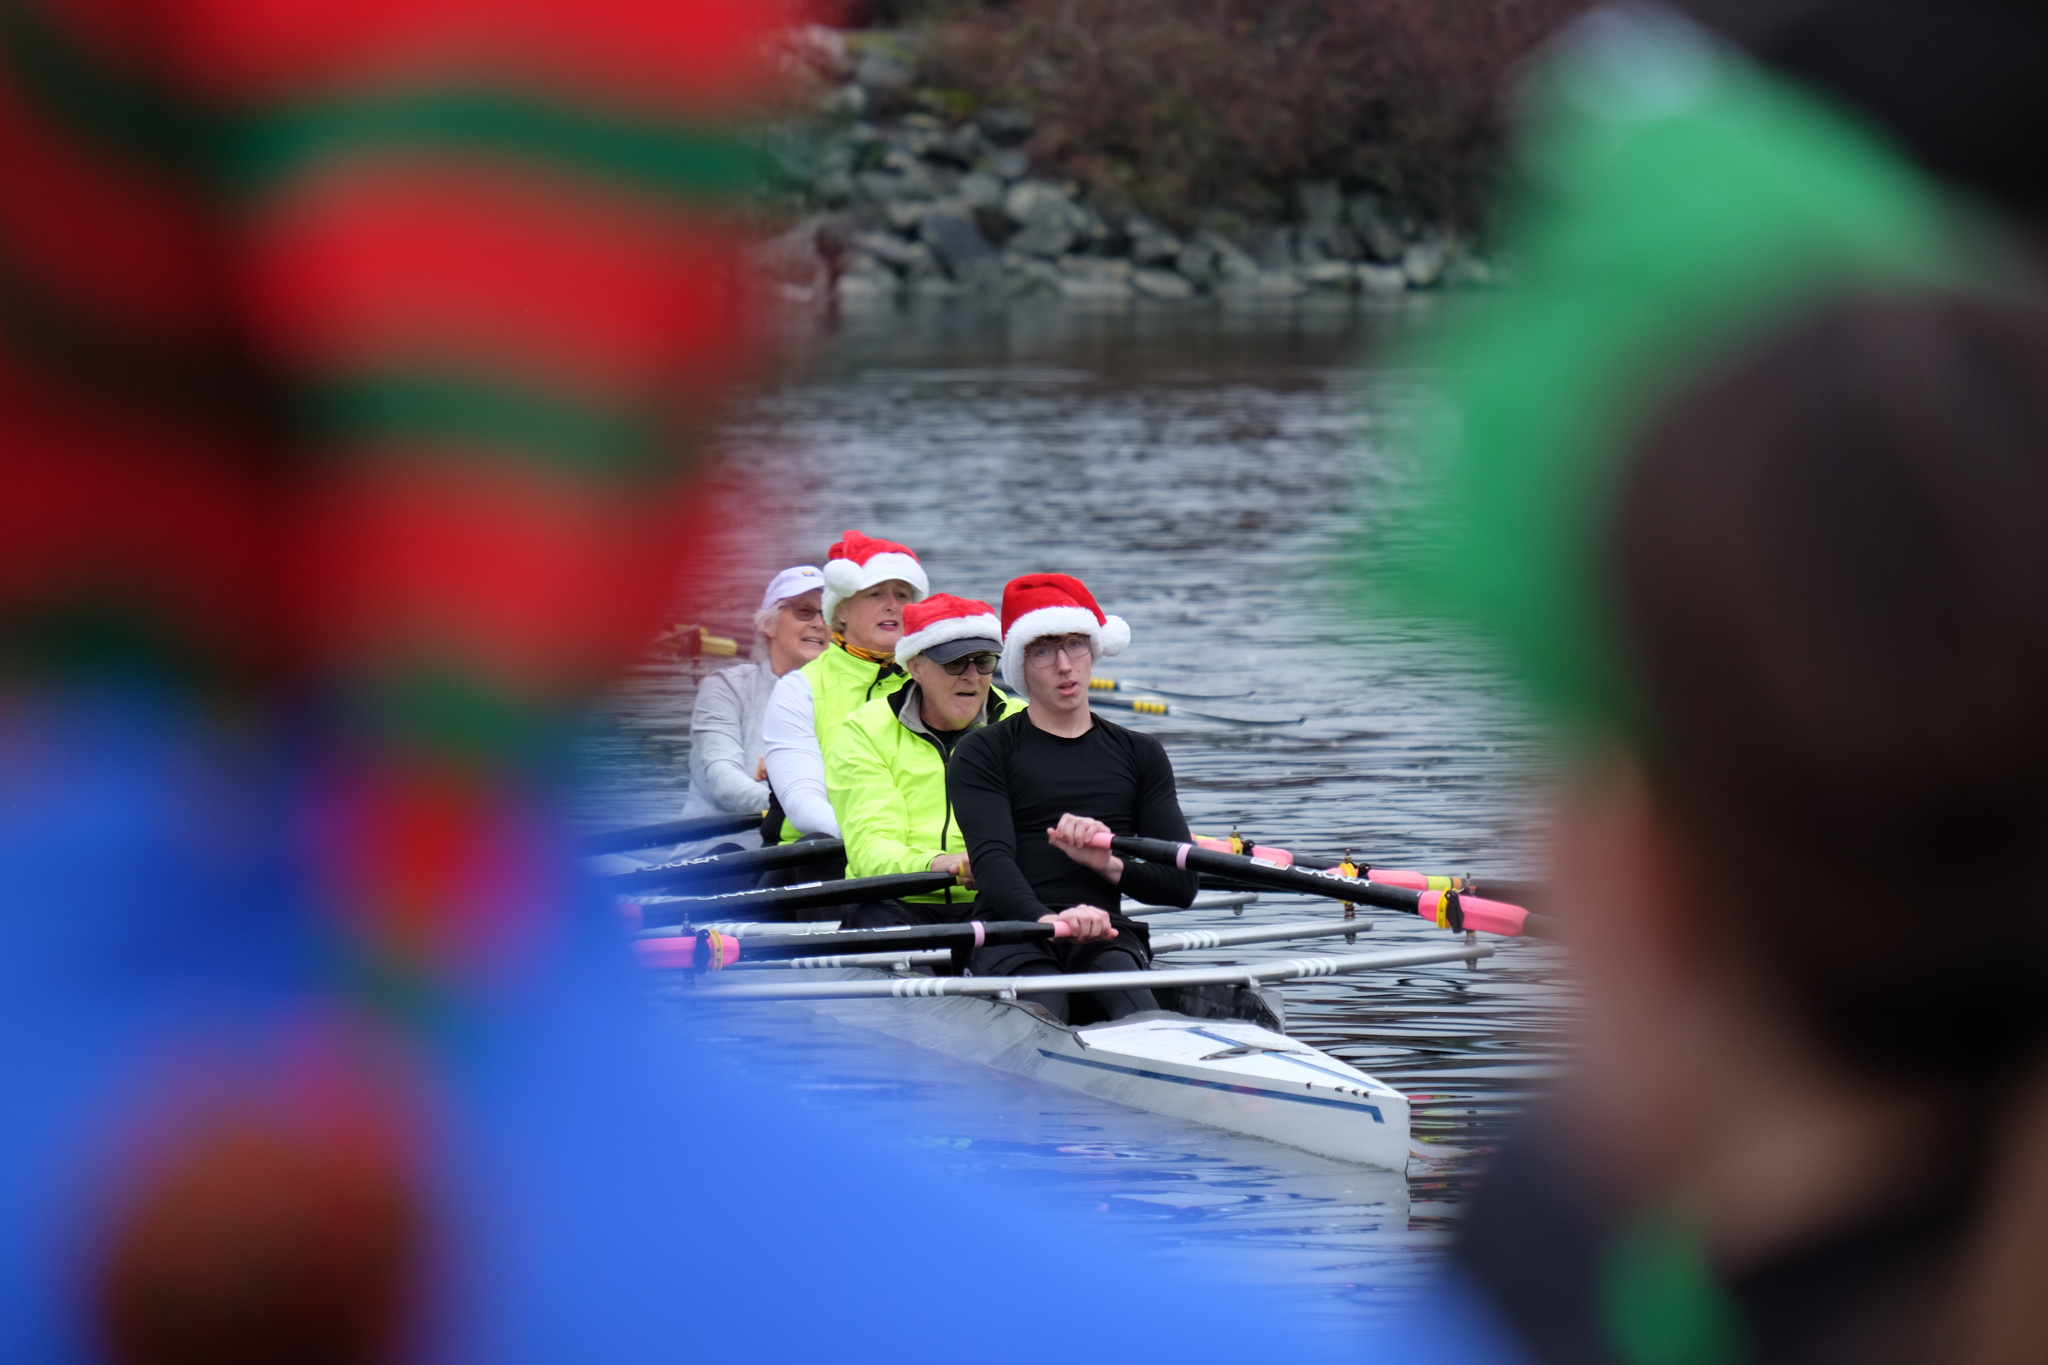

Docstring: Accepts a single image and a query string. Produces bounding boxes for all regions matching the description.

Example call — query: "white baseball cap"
[759,565,825,614]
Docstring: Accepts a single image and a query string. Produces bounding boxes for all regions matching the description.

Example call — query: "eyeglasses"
[783,603,823,623]
[1024,637,1094,668]
[939,652,1000,677]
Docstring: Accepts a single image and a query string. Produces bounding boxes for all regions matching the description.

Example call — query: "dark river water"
[572,296,1573,1330]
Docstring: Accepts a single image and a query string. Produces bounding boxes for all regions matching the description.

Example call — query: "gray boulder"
[919,208,996,276]
[1002,253,1064,296]
[1174,238,1219,290]
[885,199,930,232]
[1132,268,1195,299]
[1190,230,1260,284]
[1124,213,1183,267]
[1058,262,1135,301]
[856,169,908,204]
[957,170,1005,211]
[835,254,900,305]
[1402,235,1447,288]
[1246,226,1295,273]
[1003,180,1091,257]
[977,106,1036,146]
[855,230,923,272]
[854,51,913,95]
[1297,260,1357,291]
[1246,271,1306,298]
[935,124,986,166]
[1345,193,1406,262]
[1357,262,1408,294]
[988,148,1031,181]
[894,113,947,157]
[1060,255,1131,283]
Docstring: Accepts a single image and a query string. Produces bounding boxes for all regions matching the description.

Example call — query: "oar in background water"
[1089,678,1255,702]
[1088,832,1555,939]
[1091,694,1306,727]
[603,838,846,895]
[579,809,763,857]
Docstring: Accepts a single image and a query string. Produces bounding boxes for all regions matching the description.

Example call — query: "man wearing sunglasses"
[826,595,1019,928]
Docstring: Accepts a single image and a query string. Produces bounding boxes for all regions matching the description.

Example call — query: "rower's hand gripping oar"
[639,918,1078,972]
[1085,832,1555,939]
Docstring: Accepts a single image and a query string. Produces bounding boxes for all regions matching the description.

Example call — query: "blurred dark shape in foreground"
[0,2,1387,1363]
[1391,6,2048,1365]
[1461,291,2048,1365]
[1689,0,2048,225]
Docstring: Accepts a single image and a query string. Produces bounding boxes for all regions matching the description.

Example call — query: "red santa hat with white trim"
[820,530,929,627]
[894,594,1003,666]
[998,573,1130,690]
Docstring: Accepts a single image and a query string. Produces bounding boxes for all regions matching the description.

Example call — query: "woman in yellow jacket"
[826,595,1017,928]
[762,530,929,843]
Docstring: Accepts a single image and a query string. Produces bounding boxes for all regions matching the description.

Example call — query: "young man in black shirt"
[947,573,1198,1022]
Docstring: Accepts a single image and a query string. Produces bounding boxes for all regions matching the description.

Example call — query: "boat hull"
[791,969,1411,1169]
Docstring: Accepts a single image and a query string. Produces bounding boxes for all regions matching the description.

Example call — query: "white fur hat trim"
[999,605,1130,691]
[895,611,1002,665]
[822,550,929,626]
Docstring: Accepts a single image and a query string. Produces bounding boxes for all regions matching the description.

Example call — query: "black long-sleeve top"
[946,710,1199,921]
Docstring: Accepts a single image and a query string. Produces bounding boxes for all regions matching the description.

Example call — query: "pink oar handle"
[632,932,742,970]
[1085,831,1115,849]
[1418,891,1529,937]
[1050,919,1074,938]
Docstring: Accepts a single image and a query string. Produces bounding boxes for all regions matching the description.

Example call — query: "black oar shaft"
[1106,835,1555,939]
[714,919,1058,962]
[636,871,956,929]
[579,810,762,856]
[605,838,846,895]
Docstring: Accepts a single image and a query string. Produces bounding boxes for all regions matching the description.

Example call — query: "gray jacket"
[680,657,776,825]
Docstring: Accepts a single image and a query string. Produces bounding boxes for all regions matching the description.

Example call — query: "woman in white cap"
[761,530,929,842]
[674,565,829,851]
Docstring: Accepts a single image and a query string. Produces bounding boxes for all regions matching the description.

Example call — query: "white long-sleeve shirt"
[761,668,840,838]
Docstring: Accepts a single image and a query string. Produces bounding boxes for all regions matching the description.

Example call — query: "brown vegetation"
[911,0,1589,231]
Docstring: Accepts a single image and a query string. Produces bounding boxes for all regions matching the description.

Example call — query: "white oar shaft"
[675,943,1490,1002]
[1123,891,1258,915]
[725,917,1375,972]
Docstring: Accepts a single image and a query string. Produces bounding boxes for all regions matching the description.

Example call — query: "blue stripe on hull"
[1037,1050,1386,1122]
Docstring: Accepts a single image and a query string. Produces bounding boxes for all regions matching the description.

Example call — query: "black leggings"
[1012,946,1157,1025]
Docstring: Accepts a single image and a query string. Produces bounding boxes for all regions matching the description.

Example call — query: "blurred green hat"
[1397,8,1969,726]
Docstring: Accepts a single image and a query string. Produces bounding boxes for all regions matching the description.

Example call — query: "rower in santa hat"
[761,531,929,844]
[825,594,1021,927]
[946,574,1199,1020]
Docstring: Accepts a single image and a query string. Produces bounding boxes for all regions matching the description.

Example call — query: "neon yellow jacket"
[826,682,1018,904]
[764,643,912,843]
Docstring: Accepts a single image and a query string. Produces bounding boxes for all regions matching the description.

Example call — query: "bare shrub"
[915,0,1588,230]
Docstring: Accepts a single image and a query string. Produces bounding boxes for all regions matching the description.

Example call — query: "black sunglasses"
[939,652,1001,677]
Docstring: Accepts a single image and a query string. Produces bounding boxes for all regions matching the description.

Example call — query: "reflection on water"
[577,298,1571,1327]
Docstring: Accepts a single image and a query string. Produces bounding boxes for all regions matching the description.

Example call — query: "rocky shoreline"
[755,28,1498,309]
